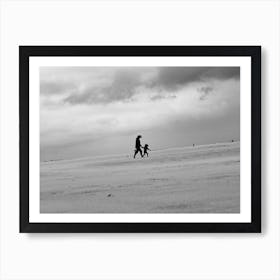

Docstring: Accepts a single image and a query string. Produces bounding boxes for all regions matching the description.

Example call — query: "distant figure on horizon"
[134,135,143,158]
[143,144,151,157]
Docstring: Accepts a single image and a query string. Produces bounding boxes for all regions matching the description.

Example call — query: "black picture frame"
[20,46,261,233]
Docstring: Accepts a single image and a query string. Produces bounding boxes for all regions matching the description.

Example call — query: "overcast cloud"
[40,66,240,161]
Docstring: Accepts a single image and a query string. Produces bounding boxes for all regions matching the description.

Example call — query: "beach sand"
[40,142,240,213]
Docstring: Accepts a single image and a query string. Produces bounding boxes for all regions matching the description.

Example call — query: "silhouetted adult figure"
[134,135,143,158]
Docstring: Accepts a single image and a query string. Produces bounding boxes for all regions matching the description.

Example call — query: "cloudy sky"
[40,66,240,161]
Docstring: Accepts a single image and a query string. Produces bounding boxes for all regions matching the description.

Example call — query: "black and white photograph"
[19,46,261,232]
[3,0,279,279]
[40,66,241,214]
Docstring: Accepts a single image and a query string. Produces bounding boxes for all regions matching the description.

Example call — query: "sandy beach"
[40,142,240,213]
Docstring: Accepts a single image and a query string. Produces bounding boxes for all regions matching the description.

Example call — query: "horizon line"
[41,139,240,163]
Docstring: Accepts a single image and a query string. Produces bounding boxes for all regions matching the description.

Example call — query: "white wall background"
[0,0,279,279]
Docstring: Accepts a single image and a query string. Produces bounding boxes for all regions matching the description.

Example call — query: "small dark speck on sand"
[107,193,112,197]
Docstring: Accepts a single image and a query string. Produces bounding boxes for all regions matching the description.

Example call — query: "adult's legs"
[134,148,142,158]
[134,149,138,158]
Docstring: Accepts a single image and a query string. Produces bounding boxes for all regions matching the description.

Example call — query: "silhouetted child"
[143,144,150,157]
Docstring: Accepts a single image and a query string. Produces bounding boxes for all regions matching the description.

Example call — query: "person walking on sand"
[134,135,143,158]
[143,144,151,157]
